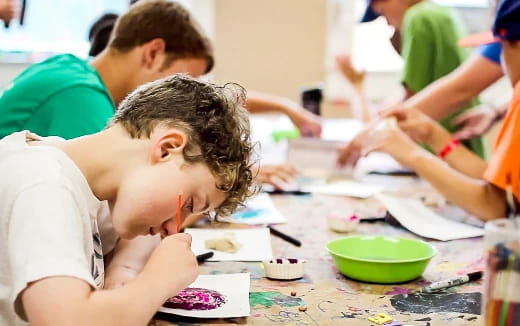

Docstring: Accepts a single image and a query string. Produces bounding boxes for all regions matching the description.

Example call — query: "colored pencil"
[176,194,182,233]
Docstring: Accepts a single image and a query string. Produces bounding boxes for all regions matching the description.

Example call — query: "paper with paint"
[376,194,484,241]
[185,228,273,261]
[301,180,383,199]
[223,193,287,225]
[159,273,250,318]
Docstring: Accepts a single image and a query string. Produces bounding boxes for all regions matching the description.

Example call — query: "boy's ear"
[141,38,167,70]
[150,130,187,163]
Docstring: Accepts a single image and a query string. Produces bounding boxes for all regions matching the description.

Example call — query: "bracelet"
[438,139,460,159]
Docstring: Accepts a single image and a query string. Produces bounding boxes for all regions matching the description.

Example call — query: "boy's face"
[371,0,407,30]
[501,40,520,86]
[110,128,226,239]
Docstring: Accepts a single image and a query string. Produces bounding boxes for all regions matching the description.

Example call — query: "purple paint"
[272,258,299,264]
[164,288,226,310]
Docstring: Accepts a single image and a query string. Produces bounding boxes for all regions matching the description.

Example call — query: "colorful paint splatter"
[164,288,227,310]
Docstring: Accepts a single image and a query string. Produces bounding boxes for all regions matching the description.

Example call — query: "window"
[0,0,194,62]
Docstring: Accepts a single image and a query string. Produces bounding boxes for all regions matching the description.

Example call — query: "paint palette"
[263,258,306,280]
[326,213,359,233]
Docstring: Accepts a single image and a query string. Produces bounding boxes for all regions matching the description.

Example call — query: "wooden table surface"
[152,175,485,326]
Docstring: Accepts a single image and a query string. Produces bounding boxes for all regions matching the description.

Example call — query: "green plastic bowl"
[327,235,437,283]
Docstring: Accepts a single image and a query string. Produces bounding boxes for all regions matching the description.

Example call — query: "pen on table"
[264,190,310,196]
[268,225,301,247]
[196,251,214,263]
[415,271,483,293]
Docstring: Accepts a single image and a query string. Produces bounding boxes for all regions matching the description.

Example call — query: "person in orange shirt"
[355,0,520,221]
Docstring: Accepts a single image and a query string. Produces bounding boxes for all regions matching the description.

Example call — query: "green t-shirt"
[0,54,115,139]
[401,1,485,158]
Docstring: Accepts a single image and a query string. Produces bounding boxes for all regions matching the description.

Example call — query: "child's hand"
[142,233,198,296]
[0,0,19,23]
[362,121,420,165]
[287,108,322,137]
[452,104,503,140]
[258,163,298,190]
[335,53,366,88]
[337,119,378,168]
[380,106,438,144]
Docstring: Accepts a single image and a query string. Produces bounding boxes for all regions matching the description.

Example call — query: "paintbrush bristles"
[485,242,520,324]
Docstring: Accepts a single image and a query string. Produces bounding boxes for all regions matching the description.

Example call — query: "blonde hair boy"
[0,74,255,326]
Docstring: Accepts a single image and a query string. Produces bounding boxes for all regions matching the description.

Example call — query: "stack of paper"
[185,228,273,261]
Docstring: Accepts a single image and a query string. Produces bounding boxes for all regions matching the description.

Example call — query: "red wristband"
[438,139,460,159]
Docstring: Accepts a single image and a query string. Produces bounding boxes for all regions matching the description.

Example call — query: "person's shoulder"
[12,54,106,94]
[405,1,455,23]
[0,132,77,193]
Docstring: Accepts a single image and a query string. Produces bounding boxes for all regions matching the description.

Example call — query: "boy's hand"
[380,106,438,144]
[335,53,365,88]
[0,0,19,23]
[337,119,378,168]
[452,104,502,140]
[362,121,419,165]
[142,233,198,297]
[258,163,298,190]
[287,108,322,137]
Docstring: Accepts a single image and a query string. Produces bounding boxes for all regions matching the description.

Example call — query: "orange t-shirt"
[484,82,520,201]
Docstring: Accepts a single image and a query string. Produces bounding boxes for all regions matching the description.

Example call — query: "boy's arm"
[22,234,198,326]
[365,125,506,220]
[246,91,322,137]
[385,108,488,178]
[404,149,505,220]
[104,235,160,289]
[402,54,504,121]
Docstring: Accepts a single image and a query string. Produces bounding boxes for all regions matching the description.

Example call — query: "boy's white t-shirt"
[0,131,116,325]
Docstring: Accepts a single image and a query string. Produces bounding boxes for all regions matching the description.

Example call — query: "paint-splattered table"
[153,175,484,326]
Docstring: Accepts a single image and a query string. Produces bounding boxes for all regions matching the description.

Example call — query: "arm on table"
[364,124,506,220]
[23,234,198,326]
[384,108,488,178]
[246,90,322,137]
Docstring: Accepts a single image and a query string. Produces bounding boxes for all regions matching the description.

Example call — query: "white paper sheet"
[223,193,287,225]
[301,180,383,199]
[158,273,250,318]
[185,228,273,261]
[376,194,484,241]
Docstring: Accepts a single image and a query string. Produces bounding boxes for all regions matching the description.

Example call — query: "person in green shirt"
[337,0,485,167]
[0,0,213,139]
